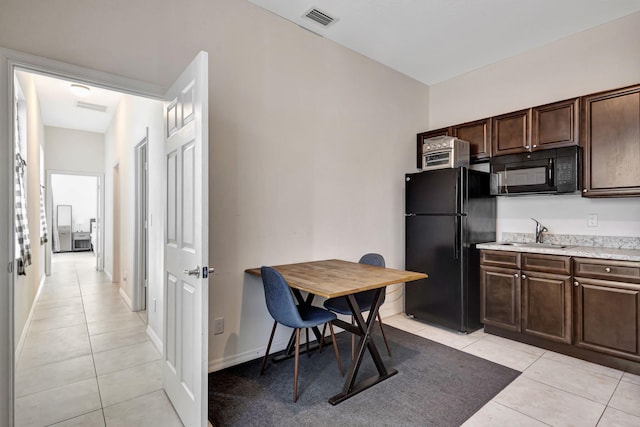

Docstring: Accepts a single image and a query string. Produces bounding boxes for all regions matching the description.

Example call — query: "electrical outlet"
[587,214,598,227]
[214,317,224,335]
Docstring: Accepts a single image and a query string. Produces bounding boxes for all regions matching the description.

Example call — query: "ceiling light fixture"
[70,83,91,97]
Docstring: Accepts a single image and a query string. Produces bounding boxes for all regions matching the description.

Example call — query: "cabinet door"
[416,127,451,169]
[453,118,491,162]
[481,265,521,332]
[582,85,640,197]
[492,109,531,156]
[522,271,572,344]
[575,278,640,361]
[532,98,579,151]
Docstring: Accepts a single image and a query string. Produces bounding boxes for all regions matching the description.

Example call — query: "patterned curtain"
[39,186,48,245]
[15,153,31,275]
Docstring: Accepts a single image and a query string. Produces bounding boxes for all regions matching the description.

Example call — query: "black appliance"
[490,146,581,195]
[405,167,496,333]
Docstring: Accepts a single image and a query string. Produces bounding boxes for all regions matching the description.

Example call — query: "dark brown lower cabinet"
[481,250,640,373]
[575,278,640,361]
[480,265,521,332]
[522,271,572,344]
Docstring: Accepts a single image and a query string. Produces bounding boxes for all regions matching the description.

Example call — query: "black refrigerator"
[405,167,496,333]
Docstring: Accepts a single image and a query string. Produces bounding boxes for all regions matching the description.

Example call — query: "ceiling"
[15,1,640,133]
[248,0,640,85]
[16,70,123,133]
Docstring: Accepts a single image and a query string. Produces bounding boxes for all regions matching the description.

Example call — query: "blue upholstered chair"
[259,266,343,402]
[323,253,392,357]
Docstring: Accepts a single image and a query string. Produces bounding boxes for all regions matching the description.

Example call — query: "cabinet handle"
[525,145,530,149]
[605,267,611,273]
[533,145,537,148]
[521,274,527,279]
[514,273,519,278]
[574,281,579,287]
[583,189,588,193]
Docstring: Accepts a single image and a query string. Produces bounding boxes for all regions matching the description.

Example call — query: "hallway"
[14,252,182,426]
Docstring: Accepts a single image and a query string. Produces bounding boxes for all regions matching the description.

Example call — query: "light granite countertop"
[477,242,640,262]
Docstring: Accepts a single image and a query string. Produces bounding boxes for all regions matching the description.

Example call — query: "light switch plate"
[214,317,224,335]
[588,214,598,227]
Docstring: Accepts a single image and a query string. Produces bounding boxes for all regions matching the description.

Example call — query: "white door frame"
[0,46,165,427]
[134,130,149,312]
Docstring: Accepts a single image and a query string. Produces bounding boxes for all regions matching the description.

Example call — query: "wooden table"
[245,259,427,404]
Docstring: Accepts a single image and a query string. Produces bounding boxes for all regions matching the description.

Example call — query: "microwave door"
[500,161,552,194]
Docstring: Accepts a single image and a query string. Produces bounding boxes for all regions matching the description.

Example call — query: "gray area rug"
[209,324,519,427]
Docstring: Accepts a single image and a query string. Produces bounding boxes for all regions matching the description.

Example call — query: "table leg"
[328,289,397,405]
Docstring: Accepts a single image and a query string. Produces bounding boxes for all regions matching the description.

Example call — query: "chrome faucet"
[531,218,548,243]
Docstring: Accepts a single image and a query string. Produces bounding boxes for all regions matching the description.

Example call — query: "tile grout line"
[77,262,109,427]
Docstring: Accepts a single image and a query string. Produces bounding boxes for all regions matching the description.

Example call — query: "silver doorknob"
[574,281,579,287]
[184,266,200,278]
[203,266,215,279]
[514,273,519,278]
[521,274,527,279]
[605,267,611,273]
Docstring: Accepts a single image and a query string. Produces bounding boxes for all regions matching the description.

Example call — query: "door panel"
[405,215,462,330]
[405,168,461,214]
[163,51,209,427]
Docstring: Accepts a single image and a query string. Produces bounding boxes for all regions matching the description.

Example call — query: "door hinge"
[8,262,13,273]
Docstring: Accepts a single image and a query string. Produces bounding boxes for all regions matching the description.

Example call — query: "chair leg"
[260,321,278,375]
[377,313,392,357]
[293,328,300,403]
[305,328,311,358]
[318,323,326,353]
[328,322,343,377]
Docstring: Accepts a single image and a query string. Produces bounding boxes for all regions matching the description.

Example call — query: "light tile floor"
[14,252,183,427]
[385,314,640,427]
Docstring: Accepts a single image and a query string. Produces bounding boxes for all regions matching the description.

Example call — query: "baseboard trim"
[119,287,133,310]
[146,325,162,353]
[15,274,46,361]
[208,338,290,373]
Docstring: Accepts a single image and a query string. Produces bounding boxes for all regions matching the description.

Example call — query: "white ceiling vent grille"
[304,7,336,27]
[76,101,108,112]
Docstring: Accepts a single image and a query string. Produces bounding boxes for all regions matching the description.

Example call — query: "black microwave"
[490,146,582,195]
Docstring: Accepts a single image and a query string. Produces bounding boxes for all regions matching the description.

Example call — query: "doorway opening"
[135,131,149,314]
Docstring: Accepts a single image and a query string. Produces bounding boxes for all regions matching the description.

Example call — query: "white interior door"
[163,51,209,427]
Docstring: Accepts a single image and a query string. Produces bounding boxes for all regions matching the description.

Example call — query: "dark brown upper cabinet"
[416,127,451,169]
[581,84,640,197]
[532,98,580,151]
[492,109,531,156]
[452,118,492,161]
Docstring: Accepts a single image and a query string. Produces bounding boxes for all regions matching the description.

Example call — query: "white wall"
[103,94,163,340]
[430,12,640,240]
[45,127,105,174]
[51,174,97,233]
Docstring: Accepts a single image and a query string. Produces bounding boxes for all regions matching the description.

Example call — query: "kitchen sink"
[499,242,570,249]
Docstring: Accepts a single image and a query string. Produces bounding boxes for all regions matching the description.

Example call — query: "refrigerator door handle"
[454,216,460,260]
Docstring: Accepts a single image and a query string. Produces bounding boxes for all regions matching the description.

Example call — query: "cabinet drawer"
[574,258,640,283]
[480,250,520,268]
[522,253,571,275]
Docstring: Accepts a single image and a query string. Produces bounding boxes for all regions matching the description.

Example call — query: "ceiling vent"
[76,100,108,113]
[303,7,336,27]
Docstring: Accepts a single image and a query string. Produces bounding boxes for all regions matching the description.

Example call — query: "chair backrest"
[359,253,385,268]
[260,266,303,328]
[358,253,386,302]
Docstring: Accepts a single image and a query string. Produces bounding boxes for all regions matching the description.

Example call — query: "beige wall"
[0,0,429,371]
[14,73,46,352]
[429,12,640,240]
